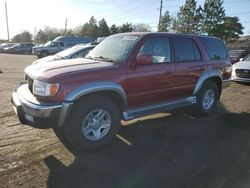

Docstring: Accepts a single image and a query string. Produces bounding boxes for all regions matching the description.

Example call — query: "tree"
[118,23,133,33]
[12,31,32,42]
[133,23,151,32]
[98,18,110,37]
[158,11,172,32]
[212,16,244,44]
[201,0,225,35]
[80,16,99,38]
[172,0,202,34]
[34,30,47,43]
[110,24,119,35]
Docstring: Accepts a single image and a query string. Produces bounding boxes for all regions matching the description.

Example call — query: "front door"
[126,37,176,108]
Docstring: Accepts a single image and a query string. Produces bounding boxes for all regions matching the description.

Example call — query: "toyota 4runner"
[11,32,232,150]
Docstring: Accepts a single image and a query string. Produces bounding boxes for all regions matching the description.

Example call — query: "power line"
[228,11,250,15]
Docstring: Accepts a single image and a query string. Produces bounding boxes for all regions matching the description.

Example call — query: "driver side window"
[139,38,170,64]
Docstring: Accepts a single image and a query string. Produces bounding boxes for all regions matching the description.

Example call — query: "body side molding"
[64,81,128,107]
[192,69,222,96]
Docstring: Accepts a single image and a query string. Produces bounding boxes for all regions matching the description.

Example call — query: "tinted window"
[139,38,170,64]
[200,37,227,60]
[59,42,64,47]
[174,38,201,62]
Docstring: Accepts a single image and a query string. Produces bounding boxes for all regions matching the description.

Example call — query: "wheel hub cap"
[82,109,111,141]
[202,89,215,110]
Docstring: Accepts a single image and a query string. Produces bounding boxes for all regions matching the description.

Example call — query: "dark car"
[12,32,232,150]
[3,43,34,54]
[229,49,248,64]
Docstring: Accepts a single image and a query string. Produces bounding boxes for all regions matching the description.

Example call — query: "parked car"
[229,49,248,64]
[11,32,232,150]
[231,54,250,82]
[32,36,95,58]
[3,43,34,54]
[0,43,15,52]
[31,43,96,65]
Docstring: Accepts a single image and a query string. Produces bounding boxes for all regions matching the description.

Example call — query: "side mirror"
[136,53,153,65]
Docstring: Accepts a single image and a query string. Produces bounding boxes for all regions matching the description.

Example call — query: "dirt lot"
[0,53,250,188]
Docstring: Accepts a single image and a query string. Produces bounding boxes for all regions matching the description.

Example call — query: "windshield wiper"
[94,56,114,62]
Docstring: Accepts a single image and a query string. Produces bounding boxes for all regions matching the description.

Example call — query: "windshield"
[44,41,52,47]
[243,55,250,61]
[87,35,140,63]
[56,45,84,57]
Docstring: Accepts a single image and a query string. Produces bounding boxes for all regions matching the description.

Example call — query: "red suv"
[11,32,232,150]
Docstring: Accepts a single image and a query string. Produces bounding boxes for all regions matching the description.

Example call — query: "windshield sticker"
[122,36,138,41]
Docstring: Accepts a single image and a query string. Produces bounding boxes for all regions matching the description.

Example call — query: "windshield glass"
[87,35,140,63]
[56,45,84,57]
[44,41,52,47]
[243,55,250,61]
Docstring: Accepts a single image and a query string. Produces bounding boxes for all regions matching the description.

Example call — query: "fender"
[64,81,128,107]
[192,69,222,96]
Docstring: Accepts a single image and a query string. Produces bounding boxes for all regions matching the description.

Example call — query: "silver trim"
[192,69,222,96]
[65,81,127,107]
[123,96,196,120]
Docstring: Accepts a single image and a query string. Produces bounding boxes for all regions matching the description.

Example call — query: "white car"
[231,54,250,82]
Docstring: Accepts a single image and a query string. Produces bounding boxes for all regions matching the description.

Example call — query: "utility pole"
[158,0,163,32]
[64,18,67,35]
[5,1,10,41]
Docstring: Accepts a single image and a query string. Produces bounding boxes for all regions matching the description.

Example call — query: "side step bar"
[123,96,196,120]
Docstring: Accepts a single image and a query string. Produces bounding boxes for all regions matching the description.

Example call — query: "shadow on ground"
[45,104,250,188]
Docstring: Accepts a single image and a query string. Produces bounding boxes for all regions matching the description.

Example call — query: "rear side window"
[200,37,228,60]
[173,38,201,62]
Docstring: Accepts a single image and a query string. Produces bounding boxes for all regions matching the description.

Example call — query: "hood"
[32,55,62,65]
[233,60,250,69]
[25,58,117,80]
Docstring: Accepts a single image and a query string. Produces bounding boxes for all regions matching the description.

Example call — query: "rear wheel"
[64,95,121,150]
[196,81,219,115]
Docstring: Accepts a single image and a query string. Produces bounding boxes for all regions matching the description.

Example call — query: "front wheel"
[64,95,121,150]
[196,81,219,115]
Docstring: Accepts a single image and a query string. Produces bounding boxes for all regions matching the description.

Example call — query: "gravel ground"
[0,53,250,188]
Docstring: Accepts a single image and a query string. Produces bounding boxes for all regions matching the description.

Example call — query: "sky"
[0,0,250,40]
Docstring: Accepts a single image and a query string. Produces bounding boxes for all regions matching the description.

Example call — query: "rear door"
[173,37,203,98]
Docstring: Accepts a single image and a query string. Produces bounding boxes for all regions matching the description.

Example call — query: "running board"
[123,96,196,120]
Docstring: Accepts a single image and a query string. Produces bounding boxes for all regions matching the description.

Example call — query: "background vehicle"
[0,43,15,52]
[12,32,232,150]
[3,43,34,54]
[31,43,97,65]
[231,54,250,82]
[32,36,95,58]
[229,49,248,64]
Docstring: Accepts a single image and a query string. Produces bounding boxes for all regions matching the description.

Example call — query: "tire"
[40,51,48,57]
[196,81,219,115]
[64,95,121,150]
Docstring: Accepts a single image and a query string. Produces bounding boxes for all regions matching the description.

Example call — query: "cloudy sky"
[0,0,249,40]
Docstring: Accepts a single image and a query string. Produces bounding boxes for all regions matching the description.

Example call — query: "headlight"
[33,80,60,96]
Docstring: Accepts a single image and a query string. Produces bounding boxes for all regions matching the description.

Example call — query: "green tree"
[201,0,225,35]
[133,23,151,32]
[110,24,119,35]
[34,30,47,43]
[212,16,244,44]
[158,11,172,32]
[98,18,110,37]
[12,31,33,42]
[172,0,202,34]
[118,23,133,33]
[80,16,99,38]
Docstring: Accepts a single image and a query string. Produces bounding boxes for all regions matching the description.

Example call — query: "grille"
[28,77,33,93]
[236,69,250,79]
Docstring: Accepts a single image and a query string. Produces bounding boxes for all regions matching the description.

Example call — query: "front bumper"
[231,76,250,83]
[11,84,72,128]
